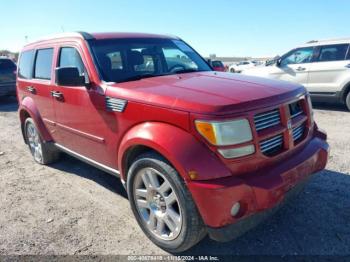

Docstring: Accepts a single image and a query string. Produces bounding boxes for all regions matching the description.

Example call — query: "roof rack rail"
[306,40,318,44]
[25,32,95,46]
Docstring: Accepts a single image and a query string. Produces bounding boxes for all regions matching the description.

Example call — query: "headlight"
[195,119,253,146]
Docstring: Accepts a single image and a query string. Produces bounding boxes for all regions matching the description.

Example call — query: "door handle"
[296,66,306,71]
[51,91,64,100]
[26,86,36,94]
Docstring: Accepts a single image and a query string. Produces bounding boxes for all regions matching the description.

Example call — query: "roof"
[299,37,350,48]
[23,31,179,48]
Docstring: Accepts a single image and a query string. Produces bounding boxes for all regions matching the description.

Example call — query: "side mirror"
[56,67,87,86]
[274,55,281,67]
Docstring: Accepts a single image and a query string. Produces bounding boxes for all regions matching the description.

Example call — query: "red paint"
[17,32,328,229]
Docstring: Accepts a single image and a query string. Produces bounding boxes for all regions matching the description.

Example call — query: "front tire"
[127,152,206,252]
[24,118,60,164]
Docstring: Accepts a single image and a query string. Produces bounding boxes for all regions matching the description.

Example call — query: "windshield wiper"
[117,73,160,83]
[173,69,203,74]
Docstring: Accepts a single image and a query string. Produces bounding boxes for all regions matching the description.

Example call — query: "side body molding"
[118,122,232,182]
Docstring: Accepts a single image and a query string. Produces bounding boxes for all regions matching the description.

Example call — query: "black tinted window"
[18,50,34,79]
[0,59,16,70]
[59,47,85,74]
[34,48,53,80]
[317,44,349,62]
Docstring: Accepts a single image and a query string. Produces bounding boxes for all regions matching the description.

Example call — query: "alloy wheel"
[133,167,183,241]
[26,122,43,163]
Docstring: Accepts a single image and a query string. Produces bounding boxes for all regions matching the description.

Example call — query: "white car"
[242,38,350,110]
[228,61,256,73]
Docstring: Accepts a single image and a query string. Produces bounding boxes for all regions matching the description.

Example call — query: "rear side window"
[34,48,53,80]
[317,44,349,62]
[59,47,85,74]
[18,50,34,79]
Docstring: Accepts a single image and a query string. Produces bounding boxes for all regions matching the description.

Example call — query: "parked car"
[210,60,226,71]
[242,38,350,110]
[0,57,17,96]
[17,32,328,252]
[228,60,256,73]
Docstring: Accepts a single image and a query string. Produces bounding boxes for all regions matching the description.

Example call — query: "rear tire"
[24,118,60,164]
[126,152,206,253]
[346,91,350,111]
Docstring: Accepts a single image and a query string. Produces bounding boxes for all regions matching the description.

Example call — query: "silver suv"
[242,38,350,110]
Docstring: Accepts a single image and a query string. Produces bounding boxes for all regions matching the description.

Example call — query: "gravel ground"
[0,96,349,256]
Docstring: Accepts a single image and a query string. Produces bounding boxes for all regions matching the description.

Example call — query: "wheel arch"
[341,82,350,103]
[117,122,232,184]
[19,96,53,142]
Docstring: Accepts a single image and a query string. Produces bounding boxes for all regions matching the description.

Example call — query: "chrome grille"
[289,101,304,118]
[292,124,305,141]
[105,97,127,112]
[259,134,283,155]
[254,109,281,131]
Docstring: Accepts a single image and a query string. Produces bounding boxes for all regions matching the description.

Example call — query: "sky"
[1,0,349,57]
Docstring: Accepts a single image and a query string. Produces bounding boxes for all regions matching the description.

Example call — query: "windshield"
[212,61,223,67]
[0,59,16,71]
[89,38,212,83]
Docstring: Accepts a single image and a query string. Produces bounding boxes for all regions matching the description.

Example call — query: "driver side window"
[59,47,85,75]
[280,47,314,66]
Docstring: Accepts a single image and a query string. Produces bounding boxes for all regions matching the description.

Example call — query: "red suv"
[17,32,329,252]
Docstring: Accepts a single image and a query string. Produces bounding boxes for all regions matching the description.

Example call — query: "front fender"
[118,122,232,182]
[19,96,53,142]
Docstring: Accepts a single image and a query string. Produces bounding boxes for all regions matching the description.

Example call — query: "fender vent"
[105,97,127,112]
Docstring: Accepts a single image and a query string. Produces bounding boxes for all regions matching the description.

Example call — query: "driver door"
[53,45,112,166]
[271,47,315,87]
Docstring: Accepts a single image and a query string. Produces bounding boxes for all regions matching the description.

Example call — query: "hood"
[106,71,305,115]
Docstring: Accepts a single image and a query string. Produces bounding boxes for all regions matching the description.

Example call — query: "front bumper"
[187,131,329,241]
[207,176,308,242]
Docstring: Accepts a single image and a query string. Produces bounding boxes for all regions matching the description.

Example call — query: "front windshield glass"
[89,38,212,83]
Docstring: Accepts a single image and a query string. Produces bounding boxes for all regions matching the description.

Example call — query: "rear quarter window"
[18,50,35,79]
[34,48,54,80]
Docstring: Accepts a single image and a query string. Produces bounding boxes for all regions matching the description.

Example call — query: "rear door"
[307,44,350,93]
[31,48,57,135]
[272,47,314,86]
[17,48,57,136]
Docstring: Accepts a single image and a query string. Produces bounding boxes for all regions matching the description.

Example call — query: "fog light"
[218,145,255,159]
[231,202,241,217]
